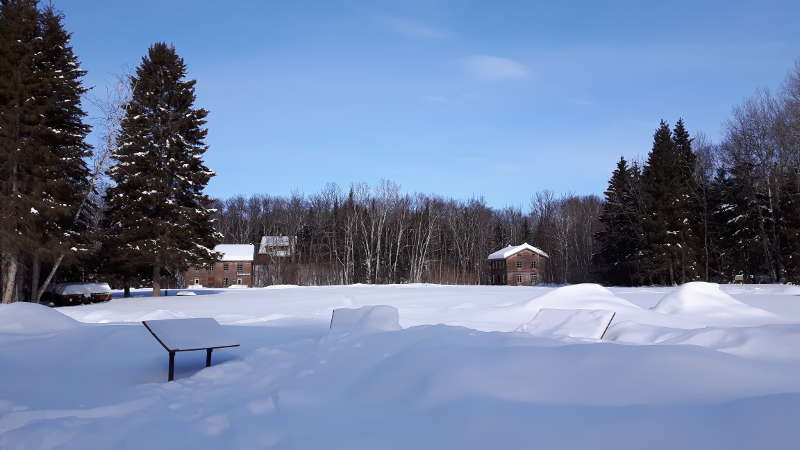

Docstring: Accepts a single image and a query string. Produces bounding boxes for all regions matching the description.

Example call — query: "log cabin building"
[488,243,549,286]
[184,244,255,288]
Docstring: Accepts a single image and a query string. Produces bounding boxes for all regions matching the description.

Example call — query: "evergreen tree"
[0,0,42,302]
[595,156,642,285]
[712,160,763,279]
[671,119,700,282]
[640,120,700,284]
[104,43,219,296]
[641,121,677,284]
[492,222,504,250]
[30,5,94,301]
[0,0,91,302]
[520,218,531,244]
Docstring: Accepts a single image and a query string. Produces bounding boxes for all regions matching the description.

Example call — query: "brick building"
[487,243,549,286]
[184,244,255,288]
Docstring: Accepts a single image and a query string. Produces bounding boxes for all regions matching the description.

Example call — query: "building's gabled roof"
[258,235,295,254]
[488,243,549,260]
[214,244,255,262]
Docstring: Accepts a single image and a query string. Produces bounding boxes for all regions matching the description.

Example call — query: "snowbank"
[525,283,640,312]
[3,284,800,449]
[0,302,82,334]
[329,305,401,335]
[264,284,300,289]
[652,282,775,322]
[518,308,615,339]
[779,284,800,296]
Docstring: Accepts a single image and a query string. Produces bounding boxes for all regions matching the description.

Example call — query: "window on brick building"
[223,263,229,271]
[236,263,243,271]
[515,261,522,269]
[516,274,523,284]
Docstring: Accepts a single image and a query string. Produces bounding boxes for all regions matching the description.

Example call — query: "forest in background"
[2,0,799,303]
[214,62,800,287]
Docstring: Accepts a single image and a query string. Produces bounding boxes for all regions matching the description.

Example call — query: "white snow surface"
[2,283,800,449]
[0,303,81,334]
[519,308,615,339]
[328,305,402,336]
[143,318,238,351]
[214,244,254,261]
[652,282,776,322]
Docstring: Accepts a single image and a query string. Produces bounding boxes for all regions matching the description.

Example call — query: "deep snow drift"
[653,281,776,320]
[0,302,81,334]
[1,283,800,449]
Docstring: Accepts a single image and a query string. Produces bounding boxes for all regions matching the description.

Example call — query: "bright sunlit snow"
[1,283,800,449]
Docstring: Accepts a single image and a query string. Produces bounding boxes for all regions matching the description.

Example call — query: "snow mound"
[138,310,188,321]
[525,284,640,312]
[518,308,616,339]
[778,284,800,296]
[652,282,775,321]
[0,302,82,334]
[329,305,401,335]
[176,291,197,296]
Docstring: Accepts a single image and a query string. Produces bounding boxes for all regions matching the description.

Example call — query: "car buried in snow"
[43,282,113,307]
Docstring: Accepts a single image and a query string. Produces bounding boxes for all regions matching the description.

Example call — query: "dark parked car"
[43,282,113,307]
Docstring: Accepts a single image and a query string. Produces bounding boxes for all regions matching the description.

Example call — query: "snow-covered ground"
[2,283,800,449]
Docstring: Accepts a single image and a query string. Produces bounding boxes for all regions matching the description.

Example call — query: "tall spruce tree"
[30,5,94,301]
[640,120,700,284]
[104,43,219,296]
[0,0,41,302]
[671,119,700,282]
[641,121,677,284]
[595,156,642,285]
[0,0,91,303]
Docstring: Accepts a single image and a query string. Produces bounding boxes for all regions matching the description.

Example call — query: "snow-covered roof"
[261,236,292,246]
[214,244,255,262]
[258,236,295,254]
[488,243,549,260]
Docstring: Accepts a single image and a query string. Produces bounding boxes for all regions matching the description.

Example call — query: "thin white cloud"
[421,95,448,103]
[462,55,529,81]
[383,17,451,39]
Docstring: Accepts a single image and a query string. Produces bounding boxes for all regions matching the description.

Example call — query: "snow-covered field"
[2,283,800,449]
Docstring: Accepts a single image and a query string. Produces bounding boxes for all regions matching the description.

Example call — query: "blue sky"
[60,0,799,208]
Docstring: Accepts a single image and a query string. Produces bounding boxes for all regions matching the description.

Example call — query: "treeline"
[595,62,800,285]
[0,0,218,302]
[2,1,798,303]
[217,61,800,287]
[214,184,601,286]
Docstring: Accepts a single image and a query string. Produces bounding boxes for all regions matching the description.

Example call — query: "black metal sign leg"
[168,351,176,381]
[205,348,213,367]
